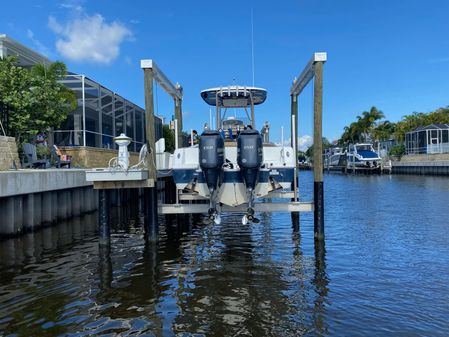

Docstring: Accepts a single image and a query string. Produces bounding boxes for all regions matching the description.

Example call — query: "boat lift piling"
[93,60,183,244]
[290,52,326,240]
[142,63,159,241]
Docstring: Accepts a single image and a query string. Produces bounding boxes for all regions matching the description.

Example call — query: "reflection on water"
[1,171,449,336]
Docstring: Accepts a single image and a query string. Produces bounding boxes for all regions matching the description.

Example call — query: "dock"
[0,169,97,236]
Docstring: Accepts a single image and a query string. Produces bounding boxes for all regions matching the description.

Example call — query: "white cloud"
[48,13,131,64]
[278,135,313,152]
[27,29,50,57]
[298,135,313,152]
[58,0,84,12]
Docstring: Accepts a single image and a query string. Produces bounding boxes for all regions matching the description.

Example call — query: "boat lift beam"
[290,52,327,240]
[141,60,184,147]
[159,201,314,214]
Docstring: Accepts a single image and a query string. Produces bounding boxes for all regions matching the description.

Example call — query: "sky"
[1,0,448,149]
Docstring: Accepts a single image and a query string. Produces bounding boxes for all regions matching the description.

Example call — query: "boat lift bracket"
[141,59,184,147]
[290,52,327,96]
[140,60,183,100]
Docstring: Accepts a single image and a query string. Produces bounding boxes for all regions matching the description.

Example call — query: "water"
[1,171,449,336]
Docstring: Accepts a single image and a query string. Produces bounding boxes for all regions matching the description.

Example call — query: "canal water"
[1,171,449,336]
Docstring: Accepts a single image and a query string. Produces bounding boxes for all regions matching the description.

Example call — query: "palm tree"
[31,61,68,81]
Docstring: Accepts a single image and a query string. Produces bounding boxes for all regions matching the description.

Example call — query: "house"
[405,124,449,154]
[1,34,163,166]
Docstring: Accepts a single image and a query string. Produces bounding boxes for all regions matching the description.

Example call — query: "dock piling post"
[290,52,326,239]
[142,63,159,242]
[144,187,158,241]
[291,88,300,228]
[313,61,324,240]
[98,189,110,245]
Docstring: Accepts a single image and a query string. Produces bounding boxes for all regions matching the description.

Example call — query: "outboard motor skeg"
[199,130,225,196]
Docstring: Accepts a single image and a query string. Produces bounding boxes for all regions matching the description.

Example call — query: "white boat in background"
[346,143,382,171]
[325,147,345,168]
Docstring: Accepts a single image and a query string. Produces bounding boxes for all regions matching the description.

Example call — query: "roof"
[0,34,52,67]
[1,34,148,114]
[200,86,267,107]
[410,124,449,132]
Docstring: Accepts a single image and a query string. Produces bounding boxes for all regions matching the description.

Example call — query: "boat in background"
[346,143,382,172]
[324,147,345,168]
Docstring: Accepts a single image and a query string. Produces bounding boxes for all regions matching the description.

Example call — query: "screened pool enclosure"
[405,124,449,154]
[54,74,162,152]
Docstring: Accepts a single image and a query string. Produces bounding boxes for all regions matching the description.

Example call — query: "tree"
[372,120,396,141]
[305,137,331,160]
[394,107,449,141]
[0,56,34,136]
[0,56,76,142]
[338,106,385,144]
[163,124,175,153]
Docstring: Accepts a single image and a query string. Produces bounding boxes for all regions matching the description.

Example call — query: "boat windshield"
[221,118,246,140]
[356,145,372,151]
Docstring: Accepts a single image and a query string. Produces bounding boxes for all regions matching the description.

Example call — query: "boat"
[346,143,382,172]
[324,147,345,168]
[171,86,296,225]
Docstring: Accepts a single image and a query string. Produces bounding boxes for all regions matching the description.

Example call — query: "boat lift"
[158,52,326,237]
[89,53,326,242]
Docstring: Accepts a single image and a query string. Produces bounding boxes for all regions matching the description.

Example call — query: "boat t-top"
[171,85,296,224]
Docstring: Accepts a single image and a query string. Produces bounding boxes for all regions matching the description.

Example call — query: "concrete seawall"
[0,169,97,237]
[392,160,449,176]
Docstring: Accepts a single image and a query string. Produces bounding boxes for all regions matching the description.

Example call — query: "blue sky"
[1,0,448,147]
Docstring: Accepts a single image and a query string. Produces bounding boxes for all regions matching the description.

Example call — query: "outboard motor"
[199,130,225,223]
[237,129,263,224]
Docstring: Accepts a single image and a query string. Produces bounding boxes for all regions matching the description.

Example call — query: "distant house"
[378,138,398,154]
[405,124,449,154]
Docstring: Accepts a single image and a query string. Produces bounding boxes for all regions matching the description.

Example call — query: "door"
[429,130,440,154]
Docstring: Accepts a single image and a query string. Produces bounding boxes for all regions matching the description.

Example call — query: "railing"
[406,143,449,155]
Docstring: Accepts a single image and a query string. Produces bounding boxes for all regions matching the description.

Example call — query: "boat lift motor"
[237,129,263,224]
[199,130,225,224]
[113,133,132,170]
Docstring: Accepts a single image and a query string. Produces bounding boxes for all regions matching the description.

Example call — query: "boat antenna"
[251,8,255,87]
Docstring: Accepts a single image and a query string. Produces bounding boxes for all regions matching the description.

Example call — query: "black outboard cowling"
[237,129,263,190]
[199,130,225,194]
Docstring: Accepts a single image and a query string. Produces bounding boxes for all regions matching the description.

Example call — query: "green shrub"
[389,144,405,159]
[36,145,50,159]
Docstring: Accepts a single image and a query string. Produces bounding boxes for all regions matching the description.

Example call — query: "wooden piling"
[290,94,300,226]
[175,97,183,147]
[313,61,324,240]
[143,67,158,241]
